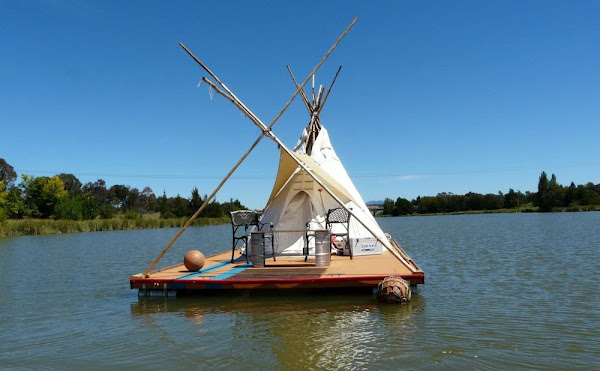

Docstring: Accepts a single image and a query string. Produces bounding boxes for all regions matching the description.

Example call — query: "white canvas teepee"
[258,125,390,256]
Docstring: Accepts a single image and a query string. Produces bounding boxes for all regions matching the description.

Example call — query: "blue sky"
[2,1,599,209]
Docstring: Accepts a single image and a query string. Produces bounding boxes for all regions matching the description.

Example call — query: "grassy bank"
[0,216,230,238]
[423,205,540,216]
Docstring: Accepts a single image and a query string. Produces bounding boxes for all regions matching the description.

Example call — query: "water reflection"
[130,292,426,368]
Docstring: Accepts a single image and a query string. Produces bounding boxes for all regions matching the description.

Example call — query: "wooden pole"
[306,65,343,143]
[286,68,321,154]
[291,65,342,146]
[286,65,312,114]
[311,74,316,106]
[318,65,342,115]
[316,85,325,108]
[143,17,358,277]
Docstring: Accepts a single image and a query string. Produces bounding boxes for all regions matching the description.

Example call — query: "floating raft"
[131,247,424,297]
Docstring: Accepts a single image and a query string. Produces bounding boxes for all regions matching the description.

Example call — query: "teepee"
[258,69,391,256]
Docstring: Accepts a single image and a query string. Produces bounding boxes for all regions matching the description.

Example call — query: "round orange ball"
[184,250,205,271]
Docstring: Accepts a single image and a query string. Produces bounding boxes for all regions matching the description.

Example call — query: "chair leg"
[304,233,311,262]
[347,237,352,260]
[231,236,235,263]
[242,236,249,264]
[266,236,275,262]
[272,241,276,262]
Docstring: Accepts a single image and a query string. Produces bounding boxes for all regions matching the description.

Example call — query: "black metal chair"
[325,207,352,259]
[230,210,273,262]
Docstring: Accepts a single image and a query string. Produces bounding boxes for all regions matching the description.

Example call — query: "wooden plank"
[232,268,328,279]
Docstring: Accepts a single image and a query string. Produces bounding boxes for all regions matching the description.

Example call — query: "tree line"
[3,155,599,222]
[383,171,600,216]
[0,158,247,221]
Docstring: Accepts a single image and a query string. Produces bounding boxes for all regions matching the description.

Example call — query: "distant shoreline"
[0,216,230,238]
[376,205,600,217]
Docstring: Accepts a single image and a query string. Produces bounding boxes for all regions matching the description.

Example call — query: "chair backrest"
[230,210,259,227]
[326,207,350,228]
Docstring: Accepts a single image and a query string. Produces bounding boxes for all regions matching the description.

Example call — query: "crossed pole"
[286,65,342,154]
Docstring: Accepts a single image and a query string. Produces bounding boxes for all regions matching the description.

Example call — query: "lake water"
[1,213,599,369]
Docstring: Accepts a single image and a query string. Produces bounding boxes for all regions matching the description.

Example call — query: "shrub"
[160,211,175,219]
[99,205,117,219]
[122,211,141,220]
[54,197,84,220]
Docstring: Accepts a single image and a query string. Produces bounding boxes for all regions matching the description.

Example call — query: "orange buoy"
[184,250,205,272]
[377,276,411,304]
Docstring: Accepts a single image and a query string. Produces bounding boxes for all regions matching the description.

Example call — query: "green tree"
[585,183,600,205]
[0,180,7,206]
[538,171,549,194]
[83,179,109,207]
[484,194,502,210]
[21,174,68,218]
[190,187,203,215]
[55,194,99,220]
[0,181,7,221]
[504,188,522,208]
[222,198,247,214]
[109,184,130,210]
[549,174,558,187]
[416,196,441,214]
[99,204,117,219]
[123,187,141,212]
[172,195,189,217]
[465,192,484,210]
[575,183,600,206]
[394,197,413,215]
[200,194,224,218]
[541,186,565,211]
[159,191,171,218]
[383,198,395,215]
[80,194,99,219]
[140,186,156,213]
[535,171,549,208]
[445,194,464,212]
[537,172,565,211]
[4,188,29,218]
[0,158,17,187]
[54,197,84,220]
[58,173,82,197]
[565,182,577,206]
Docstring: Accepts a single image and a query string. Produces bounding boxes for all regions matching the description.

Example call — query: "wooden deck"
[131,246,425,296]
